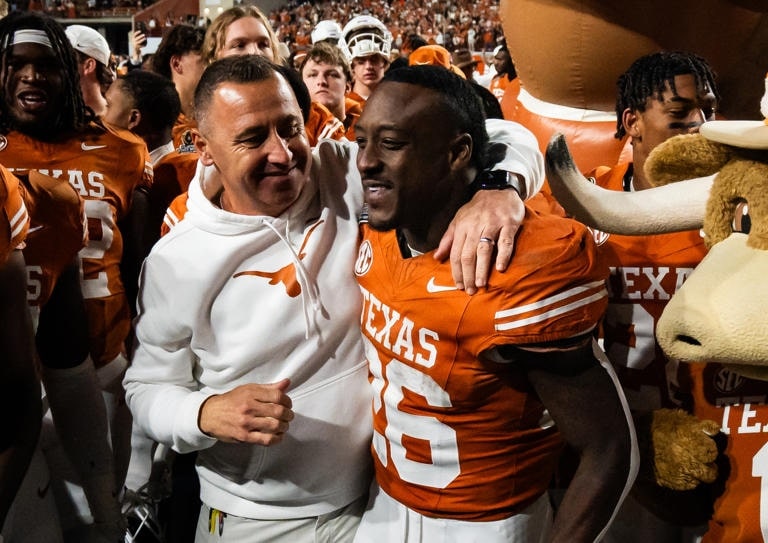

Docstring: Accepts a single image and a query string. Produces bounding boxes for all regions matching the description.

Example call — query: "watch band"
[467,170,525,198]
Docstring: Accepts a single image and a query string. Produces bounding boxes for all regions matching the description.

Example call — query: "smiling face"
[218,16,275,61]
[195,74,311,217]
[355,80,469,249]
[2,42,65,135]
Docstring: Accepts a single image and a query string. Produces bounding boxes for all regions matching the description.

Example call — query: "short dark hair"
[117,69,181,133]
[194,55,311,128]
[615,51,719,139]
[151,24,205,80]
[0,11,89,136]
[382,65,488,169]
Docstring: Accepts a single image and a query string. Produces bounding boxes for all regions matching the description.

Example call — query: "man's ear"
[170,54,184,75]
[623,108,641,141]
[194,129,214,166]
[448,133,473,171]
[82,57,97,77]
[127,108,142,131]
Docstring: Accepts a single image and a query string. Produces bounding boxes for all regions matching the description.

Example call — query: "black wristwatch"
[467,170,525,198]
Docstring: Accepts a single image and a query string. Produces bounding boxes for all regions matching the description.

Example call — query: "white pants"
[194,495,366,543]
[353,484,553,543]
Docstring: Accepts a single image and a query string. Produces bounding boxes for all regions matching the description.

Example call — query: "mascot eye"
[732,201,751,234]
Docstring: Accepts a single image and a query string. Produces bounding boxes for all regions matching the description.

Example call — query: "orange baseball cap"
[408,45,465,78]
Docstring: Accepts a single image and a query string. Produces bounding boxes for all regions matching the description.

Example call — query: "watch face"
[468,170,523,197]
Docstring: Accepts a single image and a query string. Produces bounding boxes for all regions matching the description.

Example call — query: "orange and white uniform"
[306,101,345,146]
[0,164,29,263]
[489,74,519,103]
[591,163,707,411]
[0,122,153,367]
[687,363,768,543]
[150,141,198,231]
[344,96,364,142]
[354,208,609,523]
[16,170,86,321]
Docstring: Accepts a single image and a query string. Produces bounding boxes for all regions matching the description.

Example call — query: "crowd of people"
[268,0,505,55]
[0,2,762,543]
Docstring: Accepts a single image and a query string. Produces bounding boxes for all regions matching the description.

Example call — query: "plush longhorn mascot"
[545,110,768,541]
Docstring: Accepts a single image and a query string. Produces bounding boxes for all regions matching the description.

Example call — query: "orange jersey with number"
[354,209,609,521]
[687,363,768,543]
[590,163,707,410]
[0,164,29,263]
[0,123,153,365]
[17,170,86,311]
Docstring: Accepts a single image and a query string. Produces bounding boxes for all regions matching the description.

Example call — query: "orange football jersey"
[591,163,707,410]
[0,164,29,263]
[160,191,189,237]
[687,363,768,543]
[344,96,363,142]
[355,209,608,521]
[306,101,345,146]
[0,122,152,366]
[17,170,86,311]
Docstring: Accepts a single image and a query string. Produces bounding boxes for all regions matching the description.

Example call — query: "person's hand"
[434,189,525,294]
[198,379,294,445]
[131,30,146,62]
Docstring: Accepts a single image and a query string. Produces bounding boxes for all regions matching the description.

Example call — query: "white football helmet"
[312,19,344,45]
[341,15,392,62]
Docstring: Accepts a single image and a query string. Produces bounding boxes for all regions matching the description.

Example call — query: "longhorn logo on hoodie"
[233,220,324,296]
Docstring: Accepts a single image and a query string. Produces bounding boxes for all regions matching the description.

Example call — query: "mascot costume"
[545,111,768,542]
[497,1,768,541]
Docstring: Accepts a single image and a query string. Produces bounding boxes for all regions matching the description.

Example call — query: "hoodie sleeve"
[485,118,545,200]
[123,248,217,454]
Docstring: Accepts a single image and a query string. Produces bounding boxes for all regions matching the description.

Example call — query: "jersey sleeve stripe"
[318,118,344,140]
[495,279,605,318]
[10,202,29,239]
[495,285,607,331]
[163,209,180,229]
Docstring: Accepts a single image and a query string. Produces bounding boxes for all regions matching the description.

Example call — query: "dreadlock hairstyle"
[0,11,91,137]
[614,50,719,139]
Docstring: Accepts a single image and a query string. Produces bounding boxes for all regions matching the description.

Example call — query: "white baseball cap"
[65,25,111,66]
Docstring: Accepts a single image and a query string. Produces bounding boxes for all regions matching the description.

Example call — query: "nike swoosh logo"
[426,277,458,293]
[81,143,107,151]
[28,225,45,233]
